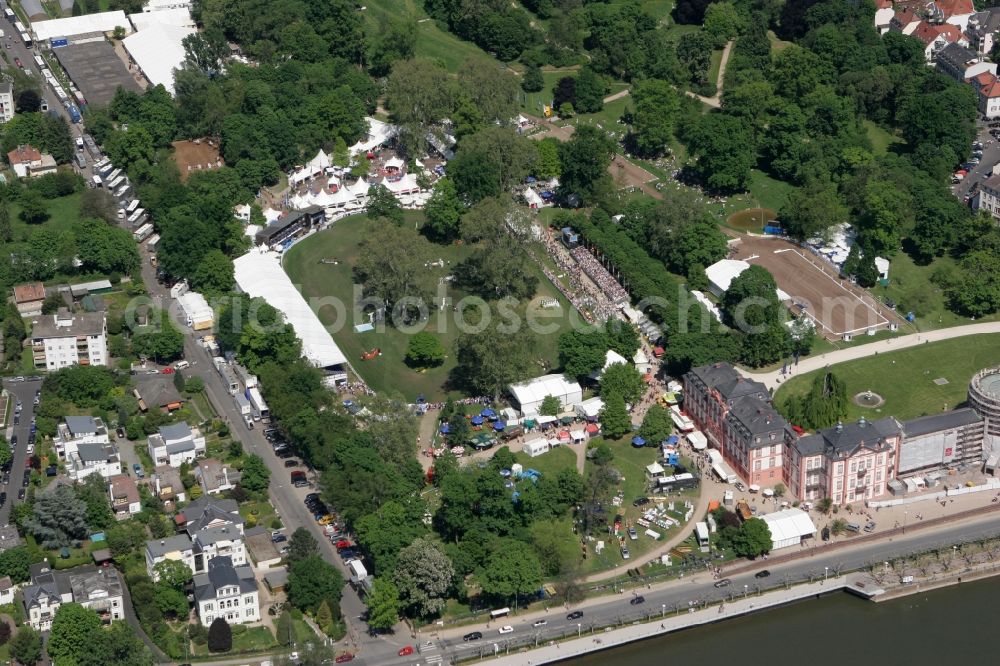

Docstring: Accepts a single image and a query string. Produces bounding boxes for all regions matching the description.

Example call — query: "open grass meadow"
[774,335,1000,423]
[283,213,576,401]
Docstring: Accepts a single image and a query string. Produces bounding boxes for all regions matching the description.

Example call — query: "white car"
[532,620,547,627]
[498,625,514,635]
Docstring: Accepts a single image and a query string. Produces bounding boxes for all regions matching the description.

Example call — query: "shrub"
[207,617,232,652]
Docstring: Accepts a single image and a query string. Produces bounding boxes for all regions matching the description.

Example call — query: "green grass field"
[774,335,1000,423]
[864,120,904,155]
[283,213,575,400]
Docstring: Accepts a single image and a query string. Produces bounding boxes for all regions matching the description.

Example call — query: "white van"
[173,360,190,370]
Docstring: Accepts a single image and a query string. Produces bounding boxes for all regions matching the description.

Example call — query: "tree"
[366,184,404,225]
[393,537,454,618]
[539,395,561,417]
[386,58,455,155]
[454,321,535,398]
[10,626,41,665]
[734,517,772,559]
[48,603,102,663]
[366,577,401,631]
[0,546,30,583]
[186,376,205,393]
[450,127,538,202]
[0,438,10,471]
[686,113,756,193]
[315,598,334,634]
[704,1,745,46]
[77,473,115,530]
[558,326,609,379]
[23,485,88,548]
[629,79,679,157]
[240,453,271,492]
[573,67,605,114]
[522,63,544,93]
[287,555,345,614]
[208,617,232,652]
[16,89,40,113]
[557,125,615,205]
[287,527,318,564]
[599,362,645,404]
[598,394,630,440]
[553,76,575,110]
[78,622,153,666]
[458,59,520,125]
[131,309,185,363]
[480,539,543,604]
[0,200,11,242]
[535,138,561,180]
[423,178,463,241]
[354,221,435,312]
[153,559,193,590]
[191,249,235,295]
[638,404,672,445]
[405,332,446,368]
[780,180,847,240]
[781,371,848,430]
[354,501,427,573]
[79,188,118,224]
[0,621,9,646]
[18,189,49,224]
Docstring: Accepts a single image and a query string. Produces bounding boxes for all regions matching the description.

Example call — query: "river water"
[568,578,998,664]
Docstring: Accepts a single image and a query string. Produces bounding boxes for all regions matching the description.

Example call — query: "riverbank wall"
[872,560,1000,603]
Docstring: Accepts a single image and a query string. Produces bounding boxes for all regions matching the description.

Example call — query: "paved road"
[132,251,402,665]
[0,378,42,526]
[952,121,1000,202]
[428,510,1000,663]
[744,322,1000,390]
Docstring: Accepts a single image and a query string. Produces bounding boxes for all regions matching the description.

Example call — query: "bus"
[20,32,30,48]
[13,20,24,33]
[91,174,103,188]
[33,54,45,70]
[125,199,140,215]
[489,608,511,619]
[107,168,122,183]
[4,8,15,22]
[74,153,85,169]
[114,184,130,200]
[133,223,154,242]
[126,208,145,226]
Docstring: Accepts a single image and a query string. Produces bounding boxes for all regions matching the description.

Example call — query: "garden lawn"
[864,120,904,155]
[774,334,1000,423]
[564,97,630,140]
[9,192,84,243]
[283,213,575,401]
[520,69,564,117]
[513,444,577,479]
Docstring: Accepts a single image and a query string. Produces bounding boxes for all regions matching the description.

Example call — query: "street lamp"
[743,584,748,598]
[661,604,665,618]
[577,623,581,637]
[903,510,907,534]
[824,566,829,581]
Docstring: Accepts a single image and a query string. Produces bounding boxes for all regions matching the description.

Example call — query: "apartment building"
[147,421,206,467]
[55,416,121,480]
[145,497,247,580]
[23,564,125,631]
[193,555,260,627]
[30,308,108,370]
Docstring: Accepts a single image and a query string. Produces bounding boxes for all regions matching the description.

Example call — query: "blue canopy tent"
[666,435,679,445]
[439,423,450,434]
[493,421,506,431]
[481,408,496,418]
[631,436,646,447]
[471,415,485,426]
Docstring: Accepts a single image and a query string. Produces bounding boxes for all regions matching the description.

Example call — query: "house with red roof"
[976,73,1000,119]
[890,8,922,35]
[930,0,975,32]
[875,0,895,33]
[911,20,965,61]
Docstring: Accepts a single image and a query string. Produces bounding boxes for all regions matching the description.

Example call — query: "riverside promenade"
[478,576,871,665]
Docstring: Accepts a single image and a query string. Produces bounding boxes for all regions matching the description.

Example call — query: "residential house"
[0,577,18,605]
[55,416,109,461]
[22,563,125,631]
[973,173,1000,218]
[785,417,902,504]
[12,282,45,317]
[108,474,141,520]
[935,42,996,81]
[0,81,14,123]
[0,525,23,553]
[874,0,895,33]
[193,555,260,627]
[7,144,57,179]
[145,534,196,580]
[133,374,184,412]
[965,8,1000,54]
[29,308,108,370]
[153,465,186,503]
[147,422,206,467]
[911,20,964,61]
[974,72,1000,118]
[195,458,239,495]
[930,0,975,32]
[889,8,921,34]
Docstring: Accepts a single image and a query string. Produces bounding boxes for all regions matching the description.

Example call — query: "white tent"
[705,259,751,297]
[349,178,370,199]
[576,397,604,420]
[233,250,348,369]
[31,11,130,40]
[349,118,398,155]
[632,348,652,374]
[508,374,583,418]
[521,437,550,458]
[590,349,629,380]
[289,150,332,187]
[686,431,708,451]
[263,207,283,223]
[760,508,817,550]
[384,173,420,195]
[128,8,193,32]
[524,187,543,208]
[121,22,194,95]
[384,156,404,170]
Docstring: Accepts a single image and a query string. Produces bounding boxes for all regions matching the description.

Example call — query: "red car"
[335,655,355,664]
[161,367,175,374]
[398,646,414,656]
[13,57,21,68]
[335,540,353,550]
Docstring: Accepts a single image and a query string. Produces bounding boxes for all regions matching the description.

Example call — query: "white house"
[147,422,206,467]
[874,0,894,33]
[521,437,551,458]
[23,564,124,630]
[508,374,583,418]
[932,0,975,32]
[55,416,109,460]
[195,458,238,495]
[193,556,260,627]
[146,496,247,579]
[145,534,196,580]
[30,309,108,370]
[975,72,1000,119]
[0,577,18,606]
[57,416,121,481]
[0,82,14,124]
[22,578,62,631]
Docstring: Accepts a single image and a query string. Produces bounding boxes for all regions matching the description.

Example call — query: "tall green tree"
[47,603,102,663]
[557,125,615,205]
[598,394,630,439]
[239,454,271,492]
[366,577,402,631]
[599,362,645,404]
[393,538,454,618]
[479,539,543,604]
[454,321,535,398]
[10,626,41,665]
[629,78,679,157]
[405,332,446,368]
[423,178,463,241]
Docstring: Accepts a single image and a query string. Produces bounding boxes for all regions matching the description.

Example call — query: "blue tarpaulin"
[471,415,485,425]
[666,435,679,445]
[481,408,496,418]
[440,423,450,434]
[631,436,646,447]
[493,421,506,431]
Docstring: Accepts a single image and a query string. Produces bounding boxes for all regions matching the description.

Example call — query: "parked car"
[271,534,287,544]
[864,521,877,533]
[567,611,584,620]
[334,654,354,663]
[630,595,646,605]
[620,547,630,560]
[133,463,144,479]
[116,427,126,439]
[632,497,650,507]
[714,578,732,588]
[628,527,638,540]
[335,540,353,550]
[284,459,298,468]
[755,570,771,579]
[17,489,24,500]
[13,57,21,68]
[463,632,483,642]
[0,492,7,506]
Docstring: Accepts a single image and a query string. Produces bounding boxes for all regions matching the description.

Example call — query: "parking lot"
[952,121,1000,202]
[52,41,142,108]
[0,377,43,525]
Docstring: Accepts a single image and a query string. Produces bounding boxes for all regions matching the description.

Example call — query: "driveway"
[0,377,42,525]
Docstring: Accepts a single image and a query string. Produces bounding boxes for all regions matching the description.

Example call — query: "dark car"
[17,489,24,500]
[13,57,21,68]
[275,448,294,459]
[9,436,16,447]
[630,595,646,605]
[116,427,126,439]
[463,632,483,642]
[567,611,584,620]
[12,416,18,426]
[632,497,650,508]
[284,459,298,468]
[271,534,287,544]
[822,526,831,541]
[0,492,6,506]
[755,570,771,579]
